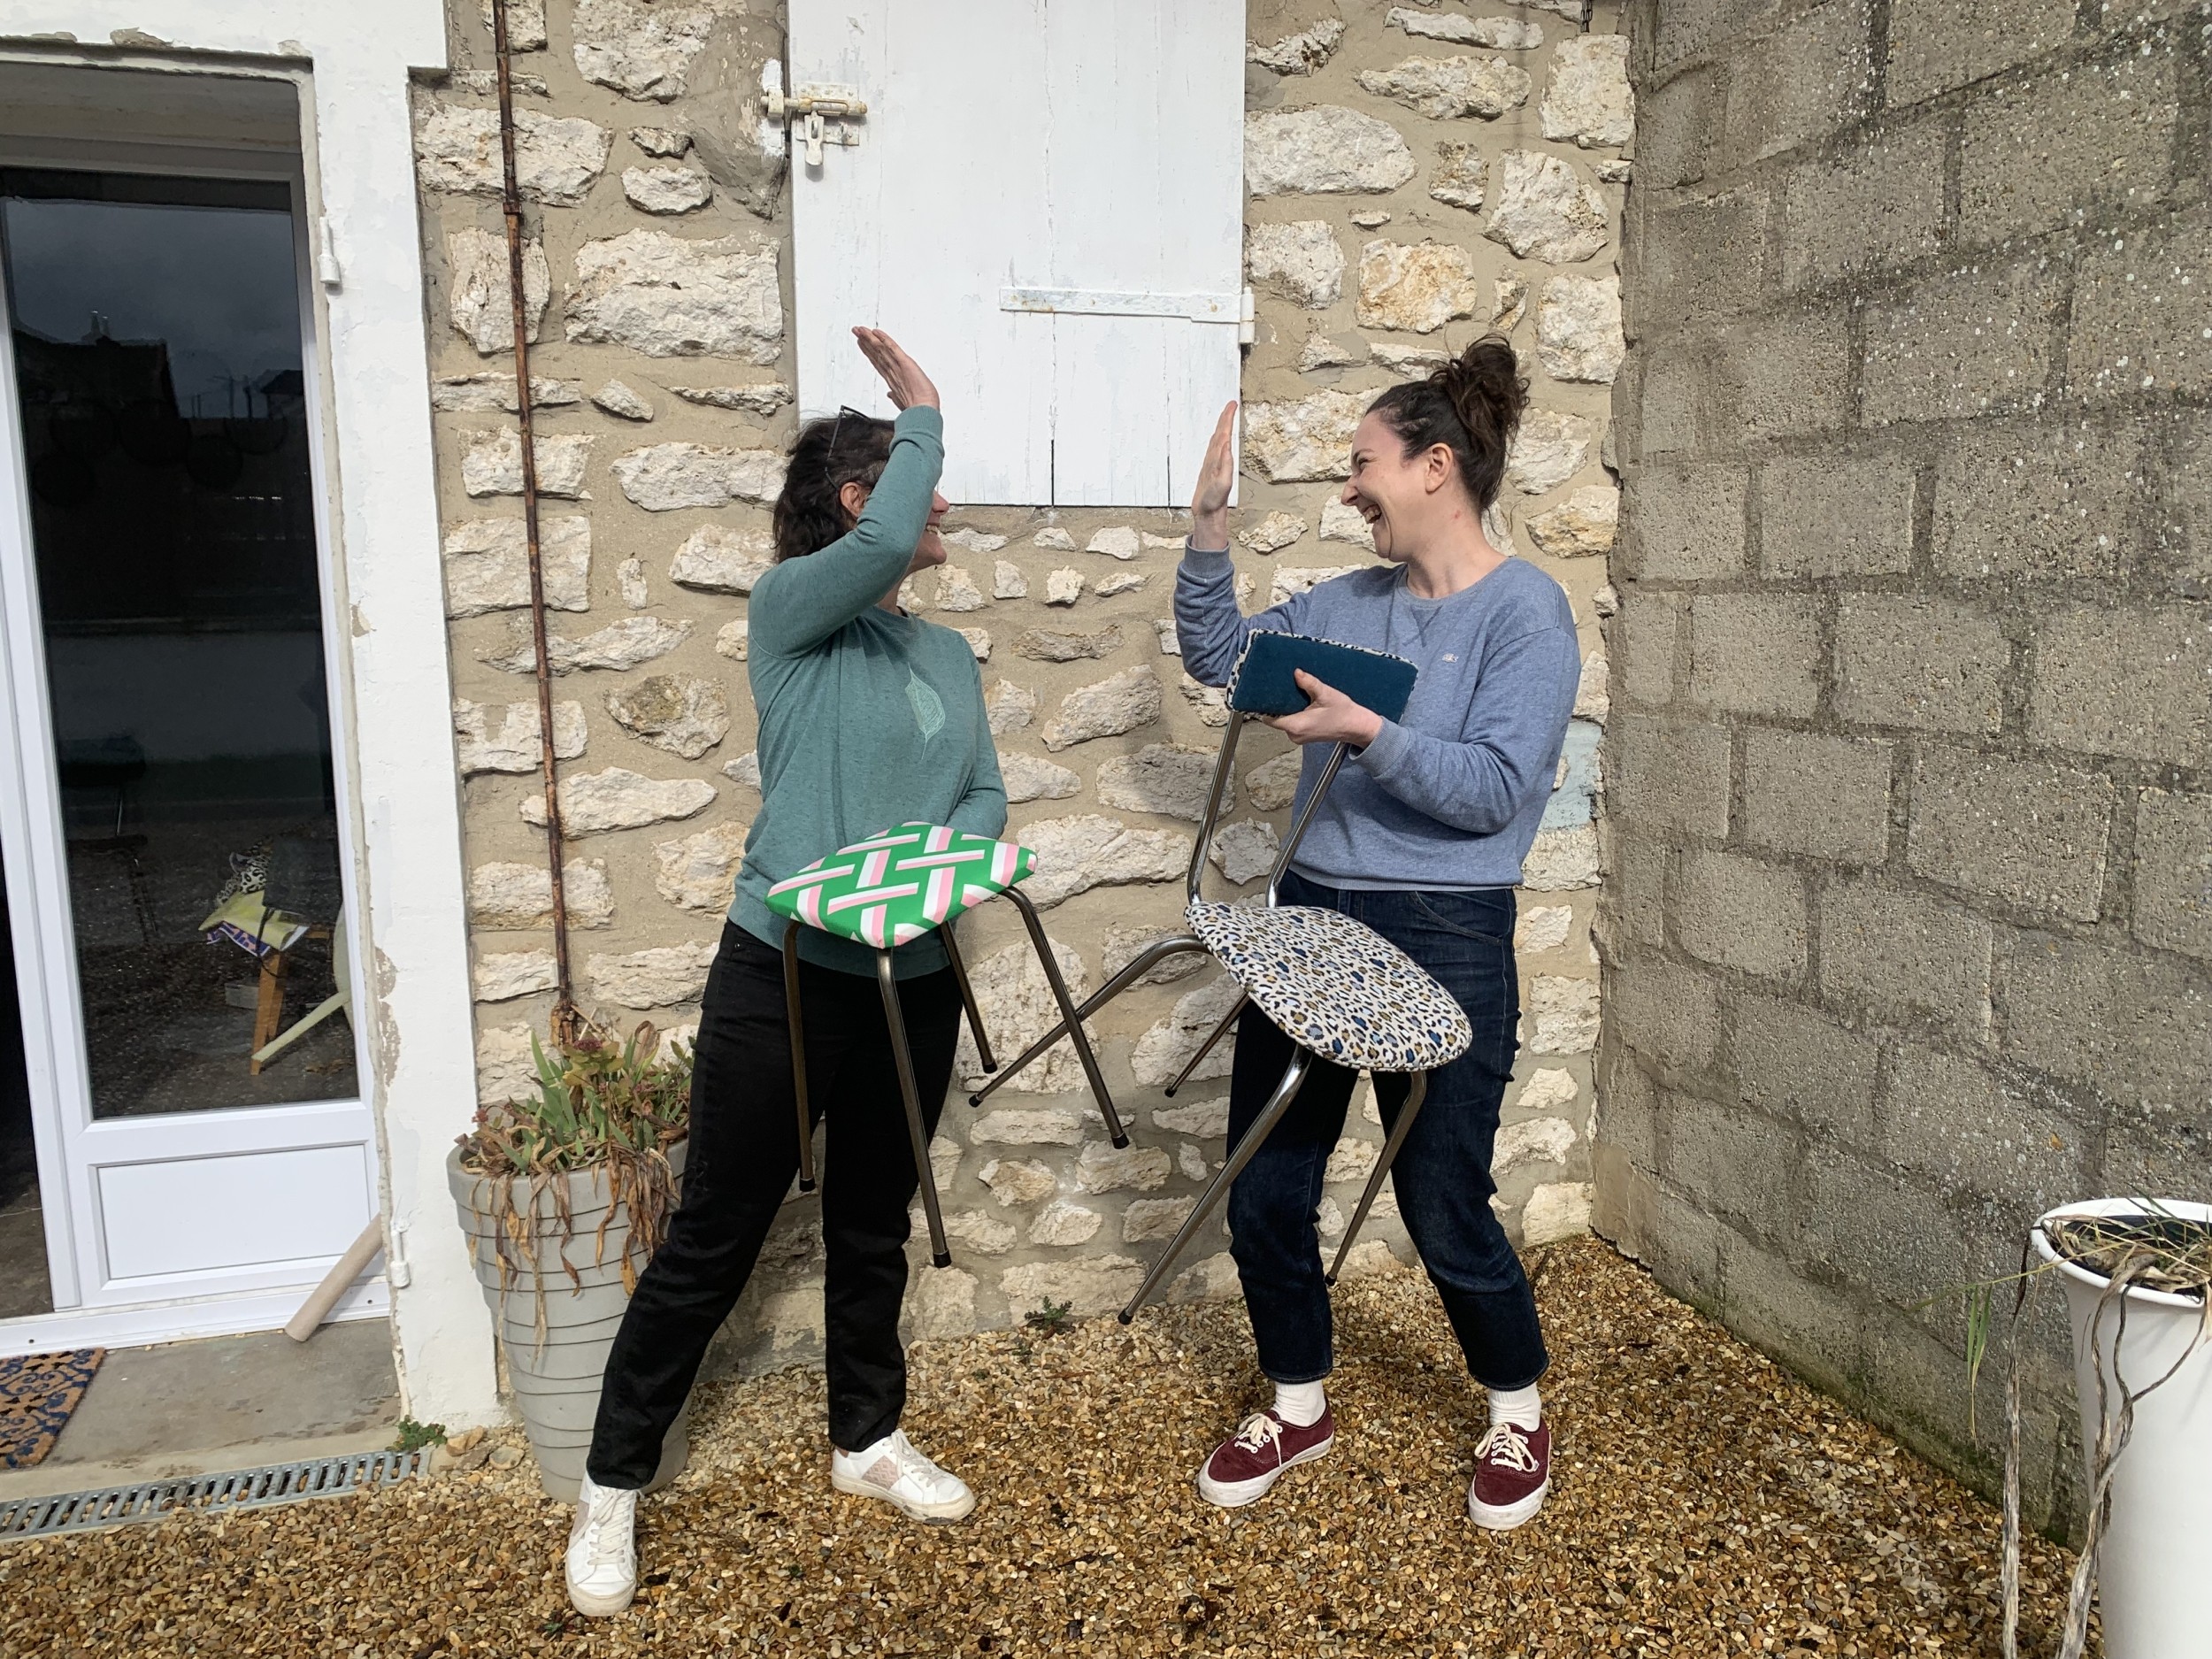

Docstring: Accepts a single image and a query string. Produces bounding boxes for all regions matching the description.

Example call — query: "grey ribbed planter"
[447,1140,689,1502]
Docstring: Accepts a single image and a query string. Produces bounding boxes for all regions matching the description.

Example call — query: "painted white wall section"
[0,2,496,1423]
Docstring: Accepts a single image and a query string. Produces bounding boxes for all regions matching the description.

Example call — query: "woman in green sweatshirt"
[567,332,1005,1617]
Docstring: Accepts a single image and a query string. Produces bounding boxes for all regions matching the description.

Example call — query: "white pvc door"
[788,0,1246,506]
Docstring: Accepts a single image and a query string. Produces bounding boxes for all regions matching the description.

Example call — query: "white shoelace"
[873,1431,950,1492]
[1232,1412,1286,1454]
[1473,1423,1539,1474]
[576,1490,632,1563]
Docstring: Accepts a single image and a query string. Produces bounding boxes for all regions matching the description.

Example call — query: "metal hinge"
[765,76,868,166]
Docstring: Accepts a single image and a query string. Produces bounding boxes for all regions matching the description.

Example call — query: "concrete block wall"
[1600,0,2211,1529]
[414,0,1618,1377]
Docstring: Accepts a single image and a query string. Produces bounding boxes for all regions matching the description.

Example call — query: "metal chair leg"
[1004,887,1128,1148]
[1325,1070,1429,1286]
[782,923,817,1194]
[941,924,995,1073]
[1164,990,1248,1098]
[876,949,952,1269]
[1119,1048,1313,1324]
[967,933,1206,1108]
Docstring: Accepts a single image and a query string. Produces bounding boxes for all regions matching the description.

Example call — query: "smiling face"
[1340,411,1461,565]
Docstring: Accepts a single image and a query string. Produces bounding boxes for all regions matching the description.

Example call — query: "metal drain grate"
[0,1449,423,1540]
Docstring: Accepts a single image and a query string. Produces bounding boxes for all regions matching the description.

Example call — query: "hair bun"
[1433,334,1528,460]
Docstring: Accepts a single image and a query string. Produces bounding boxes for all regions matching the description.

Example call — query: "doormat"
[0,1349,105,1470]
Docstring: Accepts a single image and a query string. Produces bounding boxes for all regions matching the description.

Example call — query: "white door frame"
[0,8,496,1426]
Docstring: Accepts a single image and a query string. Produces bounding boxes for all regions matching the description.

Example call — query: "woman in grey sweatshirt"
[1176,338,1580,1532]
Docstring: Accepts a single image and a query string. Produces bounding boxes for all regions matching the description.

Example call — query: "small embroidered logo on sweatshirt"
[906,670,946,741]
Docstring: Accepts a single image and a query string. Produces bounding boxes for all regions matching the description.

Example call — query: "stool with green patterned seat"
[764,822,1125,1269]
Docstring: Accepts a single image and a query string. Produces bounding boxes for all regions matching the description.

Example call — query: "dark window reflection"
[2,169,354,1118]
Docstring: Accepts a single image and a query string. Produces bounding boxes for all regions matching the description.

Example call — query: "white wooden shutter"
[788,0,1244,507]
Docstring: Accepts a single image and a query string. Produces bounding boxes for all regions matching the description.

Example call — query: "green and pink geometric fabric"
[763,822,1034,950]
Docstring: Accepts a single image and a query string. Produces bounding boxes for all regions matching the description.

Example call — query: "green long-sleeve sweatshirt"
[729,405,1008,979]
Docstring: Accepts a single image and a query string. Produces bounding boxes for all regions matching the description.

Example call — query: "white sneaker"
[565,1473,639,1617]
[829,1429,977,1523]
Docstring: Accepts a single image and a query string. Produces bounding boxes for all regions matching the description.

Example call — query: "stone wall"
[1598,0,2210,1530]
[414,0,1618,1372]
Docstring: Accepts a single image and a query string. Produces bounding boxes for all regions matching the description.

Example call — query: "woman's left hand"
[1266,669,1385,749]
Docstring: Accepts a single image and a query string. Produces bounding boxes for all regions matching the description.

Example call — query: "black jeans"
[1225,870,1549,1392]
[588,922,962,1488]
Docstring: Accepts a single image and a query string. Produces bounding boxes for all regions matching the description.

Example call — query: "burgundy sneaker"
[1195,1409,1335,1509]
[1467,1420,1550,1530]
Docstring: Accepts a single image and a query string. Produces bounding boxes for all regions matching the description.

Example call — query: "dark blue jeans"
[1225,870,1548,1392]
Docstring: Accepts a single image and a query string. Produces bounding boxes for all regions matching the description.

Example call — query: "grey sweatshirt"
[1174,545,1580,891]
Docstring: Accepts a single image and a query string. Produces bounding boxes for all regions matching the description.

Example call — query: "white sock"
[1273,1379,1327,1428]
[1488,1383,1542,1432]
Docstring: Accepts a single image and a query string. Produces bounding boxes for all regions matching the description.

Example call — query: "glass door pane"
[0,168,353,1119]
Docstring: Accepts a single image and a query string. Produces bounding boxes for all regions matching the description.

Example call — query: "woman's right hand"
[853,326,940,411]
[1189,400,1237,549]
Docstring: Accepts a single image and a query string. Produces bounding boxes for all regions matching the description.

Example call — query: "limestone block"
[1209,819,1281,886]
[1040,568,1081,607]
[1372,342,1450,375]
[979,1157,1059,1207]
[486,616,694,674]
[1525,486,1618,556]
[999,1256,1144,1318]
[678,12,791,219]
[593,380,655,421]
[431,374,580,412]
[1248,19,1346,74]
[1152,1097,1232,1138]
[631,127,690,157]
[476,1025,538,1108]
[929,1133,963,1190]
[1180,673,1232,727]
[469,859,614,931]
[1507,411,1597,495]
[954,938,1096,1093]
[588,941,719,1010]
[1123,1197,1198,1245]
[723,751,760,791]
[614,442,787,510]
[1495,1117,1577,1177]
[1155,618,1182,657]
[413,104,612,205]
[986,679,1039,734]
[1574,654,1609,723]
[1033,527,1077,549]
[1132,972,1245,1087]
[993,561,1028,599]
[1426,142,1487,213]
[1357,239,1481,334]
[519,766,717,834]
[461,430,592,498]
[1245,107,1417,197]
[1389,6,1544,48]
[1485,151,1609,264]
[1318,501,1376,549]
[1014,814,1190,908]
[453,699,587,775]
[1541,35,1633,150]
[671,383,792,413]
[478,0,547,50]
[1171,1251,1242,1302]
[1516,1067,1579,1113]
[1039,667,1163,752]
[1271,565,1366,606]
[1101,925,1209,987]
[902,1266,979,1340]
[1240,511,1307,554]
[1356,55,1531,121]
[972,1109,1086,1147]
[1085,526,1140,562]
[669,526,775,594]
[572,0,724,101]
[447,227,549,355]
[1093,573,1148,598]
[622,164,712,213]
[474,950,557,1002]
[1528,975,1600,1053]
[605,674,729,759]
[1525,822,1599,891]
[1027,1199,1102,1247]
[567,230,782,364]
[442,516,591,617]
[1325,1135,1379,1185]
[929,565,984,613]
[1015,625,1122,664]
[1247,221,1345,309]
[1075,1141,1173,1194]
[618,558,649,609]
[1493,277,1529,331]
[916,1210,1016,1256]
[652,819,749,910]
[1242,390,1367,481]
[1522,1180,1594,1244]
[1244,750,1302,811]
[943,528,1009,554]
[1535,275,1624,383]
[1095,744,1224,823]
[1298,331,1361,371]
[1000,752,1082,805]
[1517,905,1573,952]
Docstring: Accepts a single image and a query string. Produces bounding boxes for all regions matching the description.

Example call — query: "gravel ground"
[0,1237,2090,1657]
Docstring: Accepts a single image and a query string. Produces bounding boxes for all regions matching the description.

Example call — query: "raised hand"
[1189,400,1238,549]
[853,326,940,411]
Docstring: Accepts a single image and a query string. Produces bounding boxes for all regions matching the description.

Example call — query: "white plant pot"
[448,1140,690,1503]
[2033,1198,2212,1659]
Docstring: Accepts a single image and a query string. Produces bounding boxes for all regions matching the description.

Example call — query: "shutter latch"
[765,79,869,166]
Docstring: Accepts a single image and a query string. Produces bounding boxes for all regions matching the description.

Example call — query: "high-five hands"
[1190,400,1237,549]
[1266,668,1385,749]
[853,327,940,411]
